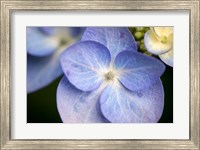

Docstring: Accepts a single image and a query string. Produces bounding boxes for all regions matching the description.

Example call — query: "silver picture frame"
[0,0,199,149]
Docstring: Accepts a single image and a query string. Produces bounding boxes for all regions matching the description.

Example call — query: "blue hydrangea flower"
[27,27,84,93]
[57,27,165,123]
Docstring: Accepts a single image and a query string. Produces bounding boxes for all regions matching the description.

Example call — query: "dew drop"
[120,32,125,38]
[79,95,86,103]
[66,71,70,76]
[74,104,80,113]
[73,64,79,68]
[79,92,90,103]
[130,102,135,110]
[137,92,143,97]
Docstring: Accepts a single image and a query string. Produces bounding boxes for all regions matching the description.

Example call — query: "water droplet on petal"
[79,96,86,103]
[137,92,143,97]
[79,92,90,103]
[66,71,70,76]
[130,102,136,110]
[120,32,125,38]
[74,104,80,112]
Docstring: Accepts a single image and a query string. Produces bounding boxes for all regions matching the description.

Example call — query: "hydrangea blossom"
[27,27,84,93]
[57,27,165,123]
[144,27,173,67]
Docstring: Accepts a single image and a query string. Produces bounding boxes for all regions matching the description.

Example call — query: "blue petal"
[100,80,164,123]
[60,41,111,92]
[81,27,137,60]
[114,51,165,91]
[27,27,59,56]
[27,53,63,93]
[56,76,109,123]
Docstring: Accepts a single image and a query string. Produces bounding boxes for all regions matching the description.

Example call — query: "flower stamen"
[160,36,168,43]
[105,71,115,81]
[60,38,68,46]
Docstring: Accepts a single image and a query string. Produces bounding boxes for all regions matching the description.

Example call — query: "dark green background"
[27,65,173,123]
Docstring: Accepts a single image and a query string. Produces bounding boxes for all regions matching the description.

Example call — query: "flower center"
[160,36,168,43]
[105,71,115,81]
[60,38,68,46]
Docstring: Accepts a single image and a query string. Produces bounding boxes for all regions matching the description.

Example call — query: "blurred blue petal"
[114,51,165,91]
[57,76,109,123]
[81,27,137,60]
[39,27,56,35]
[27,53,63,93]
[60,41,111,92]
[69,27,86,37]
[100,80,164,123]
[27,27,59,56]
[27,27,85,93]
[39,27,85,37]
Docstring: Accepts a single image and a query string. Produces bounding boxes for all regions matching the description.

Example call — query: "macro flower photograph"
[27,27,173,123]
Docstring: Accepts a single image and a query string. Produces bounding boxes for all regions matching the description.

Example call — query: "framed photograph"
[0,0,199,149]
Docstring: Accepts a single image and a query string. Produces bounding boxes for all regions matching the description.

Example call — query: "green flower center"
[60,38,68,46]
[160,36,168,43]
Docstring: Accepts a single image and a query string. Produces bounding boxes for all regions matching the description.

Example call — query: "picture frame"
[0,0,199,149]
